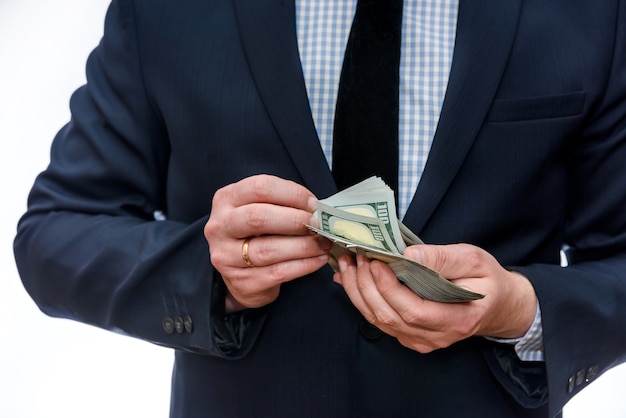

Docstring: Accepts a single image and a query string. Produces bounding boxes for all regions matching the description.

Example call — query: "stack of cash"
[308,177,484,303]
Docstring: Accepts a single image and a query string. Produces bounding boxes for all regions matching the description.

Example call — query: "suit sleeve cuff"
[485,301,545,362]
[210,273,267,358]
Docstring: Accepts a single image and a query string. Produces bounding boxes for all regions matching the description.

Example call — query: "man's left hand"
[333,244,537,353]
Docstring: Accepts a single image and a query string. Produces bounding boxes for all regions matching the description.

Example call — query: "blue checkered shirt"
[295,0,544,362]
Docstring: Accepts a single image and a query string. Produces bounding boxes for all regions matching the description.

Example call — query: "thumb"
[404,243,491,280]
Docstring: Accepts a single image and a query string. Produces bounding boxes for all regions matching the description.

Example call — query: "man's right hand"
[204,175,331,313]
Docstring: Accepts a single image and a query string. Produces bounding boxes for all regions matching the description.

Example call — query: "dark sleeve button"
[184,315,194,333]
[567,375,575,393]
[162,316,175,334]
[174,316,185,334]
[586,365,599,382]
[575,369,585,386]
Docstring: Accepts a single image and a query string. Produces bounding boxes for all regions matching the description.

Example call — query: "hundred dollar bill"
[315,201,401,253]
[309,177,484,302]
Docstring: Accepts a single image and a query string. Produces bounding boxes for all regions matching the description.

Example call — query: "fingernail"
[308,196,317,213]
[370,261,380,276]
[308,216,319,228]
[338,257,348,272]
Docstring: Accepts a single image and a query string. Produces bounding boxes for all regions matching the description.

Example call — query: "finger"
[210,234,329,272]
[336,255,373,318]
[403,243,494,280]
[241,235,331,268]
[207,202,316,244]
[369,262,478,349]
[218,174,317,212]
[338,256,468,352]
[227,252,330,308]
[355,257,407,329]
[338,255,398,328]
[224,203,318,238]
[343,258,449,348]
[369,261,429,322]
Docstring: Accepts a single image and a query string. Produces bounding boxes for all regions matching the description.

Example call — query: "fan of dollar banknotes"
[307,177,484,303]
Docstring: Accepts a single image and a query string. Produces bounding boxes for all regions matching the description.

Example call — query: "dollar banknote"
[309,177,484,303]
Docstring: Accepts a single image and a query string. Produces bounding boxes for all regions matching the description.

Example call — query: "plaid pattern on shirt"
[296,0,457,218]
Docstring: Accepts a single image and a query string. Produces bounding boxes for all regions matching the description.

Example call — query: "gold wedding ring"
[241,238,254,267]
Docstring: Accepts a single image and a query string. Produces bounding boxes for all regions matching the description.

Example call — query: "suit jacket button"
[575,369,585,386]
[567,375,575,393]
[162,317,175,334]
[174,316,185,334]
[184,315,194,333]
[360,320,383,340]
[586,365,599,382]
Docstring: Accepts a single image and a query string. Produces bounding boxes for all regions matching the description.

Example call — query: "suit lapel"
[233,0,522,216]
[403,0,522,233]
[232,0,336,199]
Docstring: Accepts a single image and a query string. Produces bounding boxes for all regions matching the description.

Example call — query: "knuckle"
[400,307,423,325]
[293,186,312,209]
[212,185,231,207]
[300,237,314,252]
[454,316,480,339]
[203,221,213,238]
[462,245,487,270]
[249,175,274,200]
[267,261,289,282]
[428,248,449,272]
[363,313,378,326]
[254,240,279,265]
[204,218,219,240]
[292,211,310,230]
[243,206,268,230]
[373,311,396,327]
[209,249,227,269]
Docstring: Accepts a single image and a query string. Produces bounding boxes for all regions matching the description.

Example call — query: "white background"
[1,1,625,417]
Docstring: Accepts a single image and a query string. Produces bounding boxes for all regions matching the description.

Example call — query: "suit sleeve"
[487,1,626,414]
[13,0,259,358]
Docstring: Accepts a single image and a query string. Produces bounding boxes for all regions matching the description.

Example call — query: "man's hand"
[204,175,330,313]
[333,244,537,353]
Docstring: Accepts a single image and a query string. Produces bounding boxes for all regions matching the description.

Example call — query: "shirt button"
[360,320,383,340]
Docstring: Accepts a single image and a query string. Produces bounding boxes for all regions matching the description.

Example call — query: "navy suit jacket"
[15,0,626,417]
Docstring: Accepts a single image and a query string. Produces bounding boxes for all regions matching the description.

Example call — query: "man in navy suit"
[14,0,626,417]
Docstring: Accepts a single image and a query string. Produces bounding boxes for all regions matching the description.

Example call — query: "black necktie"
[332,0,403,198]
